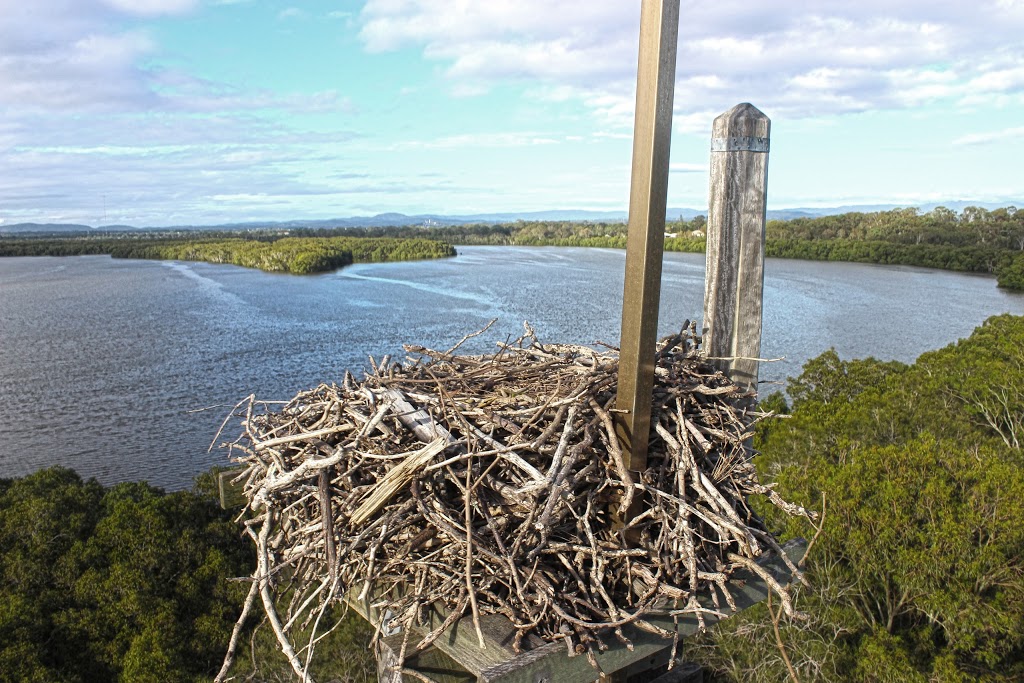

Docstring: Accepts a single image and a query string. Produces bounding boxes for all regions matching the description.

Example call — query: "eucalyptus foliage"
[689,315,1024,682]
[0,469,375,683]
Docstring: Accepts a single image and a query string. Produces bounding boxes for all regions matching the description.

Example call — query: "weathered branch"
[218,323,809,675]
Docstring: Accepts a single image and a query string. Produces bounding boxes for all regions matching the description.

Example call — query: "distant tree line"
[0,235,456,274]
[4,207,1023,287]
[763,206,1024,290]
[330,207,1024,290]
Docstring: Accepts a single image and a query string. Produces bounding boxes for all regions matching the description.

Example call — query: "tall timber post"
[702,103,771,393]
[615,0,679,474]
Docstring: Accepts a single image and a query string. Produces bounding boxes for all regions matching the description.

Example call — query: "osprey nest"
[216,321,812,682]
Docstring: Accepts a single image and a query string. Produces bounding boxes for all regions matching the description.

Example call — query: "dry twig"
[217,321,809,680]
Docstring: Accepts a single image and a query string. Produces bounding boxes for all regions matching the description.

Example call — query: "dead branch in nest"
[217,321,810,682]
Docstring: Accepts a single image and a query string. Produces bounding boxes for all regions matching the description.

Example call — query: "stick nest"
[219,322,811,680]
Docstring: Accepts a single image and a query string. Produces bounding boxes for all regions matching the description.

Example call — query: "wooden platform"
[357,539,805,683]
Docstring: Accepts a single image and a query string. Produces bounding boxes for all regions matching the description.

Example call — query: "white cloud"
[0,0,364,225]
[670,163,705,174]
[967,64,1024,92]
[357,0,1024,125]
[278,7,306,21]
[885,68,958,106]
[0,0,353,115]
[389,132,561,151]
[149,67,346,113]
[0,133,371,225]
[953,125,1024,146]
[359,1,630,53]
[0,1,163,111]
[449,82,489,98]
[101,0,197,15]
[0,0,384,226]
[4,0,1023,224]
[0,30,157,111]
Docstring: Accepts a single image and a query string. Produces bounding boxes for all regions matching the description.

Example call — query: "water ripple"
[2,248,1022,490]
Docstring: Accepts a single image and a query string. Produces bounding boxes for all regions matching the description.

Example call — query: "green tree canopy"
[691,315,1024,682]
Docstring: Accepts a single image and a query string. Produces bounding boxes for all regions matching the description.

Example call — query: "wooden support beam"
[703,103,771,393]
[615,0,679,472]
[367,540,806,683]
[217,467,246,509]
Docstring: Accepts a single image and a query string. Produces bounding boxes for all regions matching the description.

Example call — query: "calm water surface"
[2,246,1022,489]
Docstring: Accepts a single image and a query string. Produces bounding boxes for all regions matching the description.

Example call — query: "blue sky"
[2,0,1023,227]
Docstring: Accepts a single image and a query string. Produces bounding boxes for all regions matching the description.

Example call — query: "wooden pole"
[615,0,679,472]
[703,103,771,392]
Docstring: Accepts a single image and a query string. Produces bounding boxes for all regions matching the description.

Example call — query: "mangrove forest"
[0,234,456,275]
[3,206,1023,288]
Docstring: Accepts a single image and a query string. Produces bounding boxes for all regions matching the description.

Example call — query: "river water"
[2,246,1022,490]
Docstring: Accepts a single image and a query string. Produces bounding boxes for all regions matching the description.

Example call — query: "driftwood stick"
[590,399,635,515]
[380,388,457,445]
[253,513,313,683]
[221,324,809,677]
[464,461,486,648]
[318,470,337,581]
[259,449,347,497]
[254,424,354,451]
[214,579,260,683]
[727,552,796,617]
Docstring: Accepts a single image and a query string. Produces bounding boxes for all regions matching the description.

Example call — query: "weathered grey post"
[703,103,770,393]
[615,0,679,471]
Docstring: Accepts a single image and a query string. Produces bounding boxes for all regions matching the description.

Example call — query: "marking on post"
[615,0,679,475]
[710,136,770,153]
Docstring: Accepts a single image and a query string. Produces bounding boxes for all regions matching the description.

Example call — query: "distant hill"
[0,222,93,234]
[779,201,1021,217]
[3,201,1020,235]
[918,200,1020,213]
